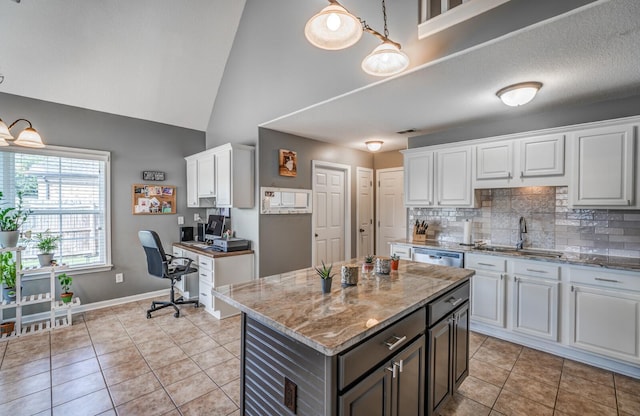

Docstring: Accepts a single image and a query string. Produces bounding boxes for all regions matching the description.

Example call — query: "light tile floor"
[0,298,638,416]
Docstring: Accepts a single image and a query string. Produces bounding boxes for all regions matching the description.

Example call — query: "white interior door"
[312,162,351,266]
[356,167,374,258]
[376,168,406,256]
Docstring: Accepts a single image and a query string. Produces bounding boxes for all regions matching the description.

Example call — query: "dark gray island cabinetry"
[212,260,474,416]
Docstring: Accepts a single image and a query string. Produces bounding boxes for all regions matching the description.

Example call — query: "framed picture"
[279,149,297,177]
[132,184,176,214]
[142,171,166,181]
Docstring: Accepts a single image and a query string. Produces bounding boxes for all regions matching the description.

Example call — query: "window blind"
[0,146,110,271]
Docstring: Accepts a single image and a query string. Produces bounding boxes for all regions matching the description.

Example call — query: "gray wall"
[258,128,372,277]
[409,93,640,147]
[206,0,595,148]
[0,92,205,305]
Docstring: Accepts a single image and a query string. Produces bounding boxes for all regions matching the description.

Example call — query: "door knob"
[359,228,365,232]
[314,233,318,237]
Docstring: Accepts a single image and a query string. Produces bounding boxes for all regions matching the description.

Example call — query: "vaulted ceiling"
[1,0,639,151]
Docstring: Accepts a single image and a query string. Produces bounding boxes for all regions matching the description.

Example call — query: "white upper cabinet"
[403,146,476,208]
[474,134,566,188]
[570,123,637,208]
[186,143,255,209]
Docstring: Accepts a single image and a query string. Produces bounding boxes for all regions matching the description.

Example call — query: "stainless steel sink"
[474,246,563,258]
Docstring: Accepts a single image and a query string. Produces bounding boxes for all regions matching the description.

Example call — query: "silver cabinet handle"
[448,297,463,307]
[526,268,548,274]
[478,262,496,267]
[384,335,407,351]
[200,292,207,297]
[508,172,512,179]
[386,364,398,378]
[595,277,620,283]
[393,359,404,373]
[520,171,524,178]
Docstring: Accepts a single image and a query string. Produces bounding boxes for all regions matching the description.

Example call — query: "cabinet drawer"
[428,282,470,327]
[198,255,213,271]
[570,266,640,292]
[339,307,425,390]
[198,280,213,311]
[465,254,506,272]
[391,244,411,260]
[514,261,560,280]
[199,270,213,285]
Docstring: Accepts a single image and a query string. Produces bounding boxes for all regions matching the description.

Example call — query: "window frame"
[1,144,112,275]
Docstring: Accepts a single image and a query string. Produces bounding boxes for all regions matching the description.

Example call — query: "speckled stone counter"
[212,260,473,356]
[391,239,640,272]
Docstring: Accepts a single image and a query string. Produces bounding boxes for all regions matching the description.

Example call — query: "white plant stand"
[0,246,81,340]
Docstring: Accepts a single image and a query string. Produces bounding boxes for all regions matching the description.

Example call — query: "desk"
[172,242,254,319]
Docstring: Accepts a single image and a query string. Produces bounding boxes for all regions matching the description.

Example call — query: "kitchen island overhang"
[213,260,474,415]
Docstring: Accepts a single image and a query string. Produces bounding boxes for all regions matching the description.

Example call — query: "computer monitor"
[205,214,225,239]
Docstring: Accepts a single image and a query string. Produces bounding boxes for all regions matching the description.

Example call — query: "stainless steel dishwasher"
[412,247,464,268]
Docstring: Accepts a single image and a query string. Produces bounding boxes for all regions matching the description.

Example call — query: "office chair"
[139,230,199,318]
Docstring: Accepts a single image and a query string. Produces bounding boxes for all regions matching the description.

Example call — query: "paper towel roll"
[463,220,472,245]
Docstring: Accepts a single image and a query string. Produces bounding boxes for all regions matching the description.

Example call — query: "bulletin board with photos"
[132,184,176,214]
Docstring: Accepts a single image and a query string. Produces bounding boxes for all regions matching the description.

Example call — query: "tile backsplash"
[408,186,640,258]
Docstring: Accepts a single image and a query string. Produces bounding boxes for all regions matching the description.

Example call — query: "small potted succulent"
[0,251,18,302]
[314,261,334,294]
[390,254,400,271]
[0,191,31,248]
[33,231,61,267]
[57,273,73,304]
[362,255,374,274]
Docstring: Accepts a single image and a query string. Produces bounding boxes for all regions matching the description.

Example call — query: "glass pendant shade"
[305,3,363,50]
[361,41,410,77]
[13,127,45,148]
[0,119,11,146]
[496,82,542,107]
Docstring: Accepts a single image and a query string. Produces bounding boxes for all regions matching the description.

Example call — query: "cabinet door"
[215,147,232,207]
[340,365,392,416]
[436,147,473,207]
[476,141,513,180]
[404,150,434,206]
[186,158,199,207]
[428,317,452,416]
[393,336,425,416]
[512,276,559,341]
[570,284,640,363]
[470,270,505,327]
[570,124,635,206]
[453,303,469,389]
[197,153,215,198]
[520,134,565,178]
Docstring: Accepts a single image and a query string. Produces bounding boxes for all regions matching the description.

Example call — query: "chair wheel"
[194,303,199,308]
[147,312,152,319]
[174,312,180,318]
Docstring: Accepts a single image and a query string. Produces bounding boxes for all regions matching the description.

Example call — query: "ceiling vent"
[396,128,417,135]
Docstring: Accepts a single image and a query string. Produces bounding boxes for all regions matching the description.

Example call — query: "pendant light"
[305,0,409,77]
[0,118,46,148]
[304,1,362,50]
[496,82,543,107]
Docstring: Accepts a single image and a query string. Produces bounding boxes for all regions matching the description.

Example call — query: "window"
[0,146,111,272]
[419,0,511,39]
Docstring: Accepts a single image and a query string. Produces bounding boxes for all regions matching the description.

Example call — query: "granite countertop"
[392,239,640,272]
[212,260,473,356]
[173,242,253,258]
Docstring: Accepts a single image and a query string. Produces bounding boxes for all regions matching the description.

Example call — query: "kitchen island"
[213,259,474,416]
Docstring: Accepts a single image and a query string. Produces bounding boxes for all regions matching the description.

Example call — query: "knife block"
[412,226,427,243]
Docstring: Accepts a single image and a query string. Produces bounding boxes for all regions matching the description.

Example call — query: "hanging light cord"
[356,0,401,49]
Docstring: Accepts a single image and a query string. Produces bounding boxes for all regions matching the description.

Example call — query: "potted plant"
[390,254,400,271]
[0,191,31,248]
[362,255,374,274]
[33,231,61,267]
[314,261,334,294]
[57,273,73,303]
[0,252,18,302]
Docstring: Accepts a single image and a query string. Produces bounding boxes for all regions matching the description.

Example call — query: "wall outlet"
[194,213,201,222]
[115,273,124,283]
[177,215,184,225]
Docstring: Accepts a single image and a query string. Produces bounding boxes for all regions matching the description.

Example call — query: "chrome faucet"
[516,216,527,250]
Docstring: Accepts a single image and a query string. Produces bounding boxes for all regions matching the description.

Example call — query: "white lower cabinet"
[466,254,506,328]
[512,276,559,341]
[389,243,411,260]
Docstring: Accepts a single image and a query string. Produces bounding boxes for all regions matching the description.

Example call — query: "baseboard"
[470,321,640,379]
[22,289,170,324]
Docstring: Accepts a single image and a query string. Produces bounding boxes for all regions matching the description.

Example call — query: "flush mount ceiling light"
[496,82,543,107]
[365,140,383,151]
[305,0,410,77]
[0,118,46,148]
